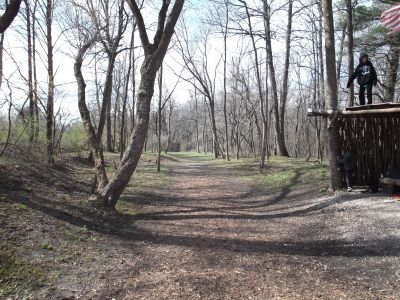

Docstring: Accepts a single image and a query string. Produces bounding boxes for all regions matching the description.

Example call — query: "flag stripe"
[381,4,400,17]
[381,4,400,33]
[383,15,400,27]
[388,18,400,30]
[383,14,399,25]
[382,10,400,22]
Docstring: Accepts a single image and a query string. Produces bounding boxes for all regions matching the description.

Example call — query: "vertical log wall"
[337,115,400,186]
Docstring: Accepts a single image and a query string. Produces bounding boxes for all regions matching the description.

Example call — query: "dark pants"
[359,84,373,105]
[346,171,353,188]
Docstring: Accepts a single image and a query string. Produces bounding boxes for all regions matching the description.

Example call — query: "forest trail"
[115,155,400,299]
[1,154,400,299]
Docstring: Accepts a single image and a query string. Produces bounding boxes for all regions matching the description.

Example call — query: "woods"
[1,0,400,204]
[1,0,400,298]
[0,0,399,202]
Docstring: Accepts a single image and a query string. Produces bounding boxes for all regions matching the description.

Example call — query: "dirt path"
[111,158,400,299]
[2,156,400,299]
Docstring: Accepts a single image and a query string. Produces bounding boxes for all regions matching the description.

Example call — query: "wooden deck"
[307,102,400,186]
[308,102,400,117]
[345,102,400,111]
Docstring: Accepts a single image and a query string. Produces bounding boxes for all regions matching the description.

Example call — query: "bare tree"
[176,24,222,158]
[92,0,128,152]
[45,0,55,165]
[207,0,231,161]
[25,0,39,143]
[238,0,269,167]
[322,0,341,191]
[263,0,285,158]
[383,34,400,102]
[68,0,110,189]
[120,25,136,157]
[94,0,185,208]
[346,0,354,106]
[277,0,293,157]
[0,79,13,156]
[0,31,3,89]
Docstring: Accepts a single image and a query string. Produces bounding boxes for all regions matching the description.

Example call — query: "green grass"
[40,242,54,251]
[219,156,330,194]
[105,151,330,211]
[0,245,48,298]
[114,152,171,214]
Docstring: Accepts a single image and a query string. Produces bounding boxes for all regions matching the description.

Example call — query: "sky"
[2,0,207,118]
[0,0,306,120]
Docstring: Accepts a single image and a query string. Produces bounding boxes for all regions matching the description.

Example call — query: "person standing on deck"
[347,53,378,105]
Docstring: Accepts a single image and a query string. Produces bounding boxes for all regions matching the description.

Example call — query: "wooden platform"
[308,102,400,117]
[308,103,400,186]
[346,103,400,111]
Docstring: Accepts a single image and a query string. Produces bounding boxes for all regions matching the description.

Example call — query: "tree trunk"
[223,1,230,161]
[0,0,22,33]
[277,0,292,157]
[317,1,326,107]
[346,0,354,107]
[96,61,156,207]
[74,38,109,190]
[105,54,116,152]
[384,34,400,102]
[194,88,200,153]
[157,65,163,172]
[46,0,54,165]
[131,47,136,132]
[165,101,173,154]
[121,28,135,158]
[322,0,341,191]
[336,20,347,83]
[241,0,268,167]
[0,96,12,156]
[209,101,219,158]
[95,0,185,207]
[263,0,286,157]
[0,32,3,90]
[26,0,35,143]
[32,0,39,141]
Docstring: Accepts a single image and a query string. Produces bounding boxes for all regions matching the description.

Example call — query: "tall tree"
[74,35,110,190]
[95,0,128,152]
[322,0,341,191]
[46,0,55,165]
[177,26,222,158]
[346,0,354,106]
[25,0,36,143]
[157,65,163,172]
[94,0,185,208]
[263,0,287,158]
[383,34,400,102]
[239,0,269,167]
[207,0,231,161]
[120,26,136,158]
[278,0,293,157]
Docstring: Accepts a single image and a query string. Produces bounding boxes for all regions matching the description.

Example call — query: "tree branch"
[153,0,170,47]
[0,0,22,33]
[125,0,150,52]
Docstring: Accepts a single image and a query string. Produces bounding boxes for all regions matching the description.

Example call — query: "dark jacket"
[337,152,355,172]
[347,54,377,87]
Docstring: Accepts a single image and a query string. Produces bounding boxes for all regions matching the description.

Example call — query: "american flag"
[381,4,400,33]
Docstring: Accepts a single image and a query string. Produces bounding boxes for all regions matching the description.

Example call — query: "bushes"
[0,114,88,160]
[60,124,87,156]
